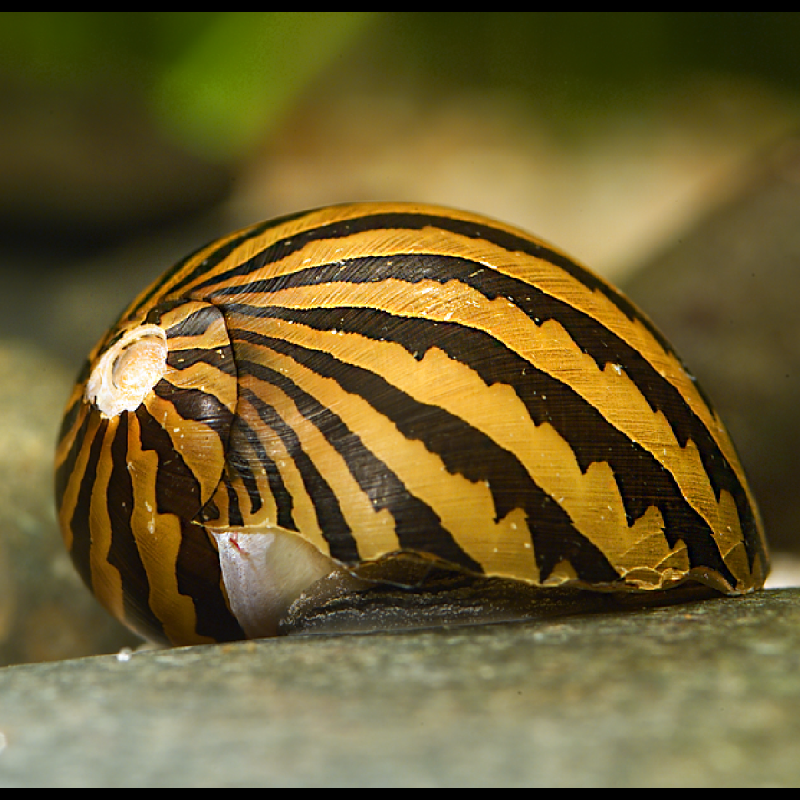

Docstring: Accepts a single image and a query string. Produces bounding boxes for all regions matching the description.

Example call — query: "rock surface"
[1,588,798,787]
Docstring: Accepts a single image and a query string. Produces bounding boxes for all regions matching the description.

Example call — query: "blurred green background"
[3,12,800,160]
[3,11,800,361]
[0,12,376,162]
[1,11,799,254]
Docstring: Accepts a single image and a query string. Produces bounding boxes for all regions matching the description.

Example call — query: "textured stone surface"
[1,588,799,787]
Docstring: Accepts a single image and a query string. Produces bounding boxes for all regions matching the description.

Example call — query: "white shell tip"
[86,325,168,418]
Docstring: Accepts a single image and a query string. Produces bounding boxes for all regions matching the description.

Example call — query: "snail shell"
[55,203,769,645]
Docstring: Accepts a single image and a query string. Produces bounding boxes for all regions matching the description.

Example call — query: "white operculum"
[212,529,340,638]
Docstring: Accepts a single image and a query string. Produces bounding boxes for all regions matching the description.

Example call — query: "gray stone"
[1,588,798,787]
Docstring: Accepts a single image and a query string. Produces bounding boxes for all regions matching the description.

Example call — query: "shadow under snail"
[54,203,769,646]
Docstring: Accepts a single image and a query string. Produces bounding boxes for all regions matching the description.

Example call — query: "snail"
[55,203,769,646]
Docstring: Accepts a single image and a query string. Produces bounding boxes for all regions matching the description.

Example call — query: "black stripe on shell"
[233,328,714,586]
[175,520,246,642]
[189,210,675,355]
[222,410,298,528]
[206,242,761,575]
[106,414,166,642]
[237,363,486,574]
[67,414,106,594]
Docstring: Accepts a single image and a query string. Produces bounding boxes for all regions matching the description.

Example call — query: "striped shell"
[55,203,769,645]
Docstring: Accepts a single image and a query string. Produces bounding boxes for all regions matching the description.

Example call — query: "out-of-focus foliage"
[368,13,800,130]
[0,12,376,160]
[153,13,377,159]
[385,13,800,88]
[1,12,799,160]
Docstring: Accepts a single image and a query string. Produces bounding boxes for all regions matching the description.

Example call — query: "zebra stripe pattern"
[55,203,769,645]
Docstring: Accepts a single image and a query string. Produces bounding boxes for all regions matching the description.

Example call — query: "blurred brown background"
[1,12,800,664]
